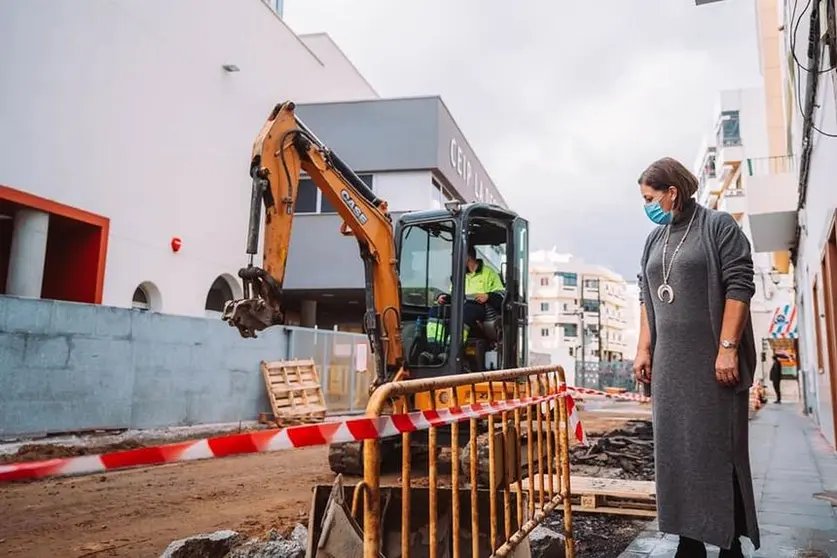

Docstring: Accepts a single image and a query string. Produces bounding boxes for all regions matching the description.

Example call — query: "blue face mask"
[644,200,672,225]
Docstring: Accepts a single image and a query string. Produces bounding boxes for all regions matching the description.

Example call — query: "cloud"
[284,0,761,277]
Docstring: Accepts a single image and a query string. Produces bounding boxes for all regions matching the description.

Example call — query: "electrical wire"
[790,0,837,137]
[791,0,833,74]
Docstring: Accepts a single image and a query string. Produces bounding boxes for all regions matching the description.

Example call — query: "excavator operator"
[423,245,505,361]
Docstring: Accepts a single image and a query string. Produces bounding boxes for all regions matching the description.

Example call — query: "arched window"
[205,274,242,318]
[132,281,162,312]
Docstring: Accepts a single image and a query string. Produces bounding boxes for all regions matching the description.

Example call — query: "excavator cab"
[396,203,530,378]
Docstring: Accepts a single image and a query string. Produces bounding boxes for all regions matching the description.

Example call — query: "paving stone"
[617,403,837,558]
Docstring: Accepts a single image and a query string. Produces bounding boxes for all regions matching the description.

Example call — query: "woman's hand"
[633,348,652,384]
[715,349,739,387]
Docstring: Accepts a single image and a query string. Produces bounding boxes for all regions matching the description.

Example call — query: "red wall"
[41,216,103,303]
[0,218,12,293]
[0,185,109,303]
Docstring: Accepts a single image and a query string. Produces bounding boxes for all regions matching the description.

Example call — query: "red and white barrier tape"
[0,391,587,483]
[566,386,649,402]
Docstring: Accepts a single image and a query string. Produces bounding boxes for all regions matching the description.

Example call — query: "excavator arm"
[222,101,404,385]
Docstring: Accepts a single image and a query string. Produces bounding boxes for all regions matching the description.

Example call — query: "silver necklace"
[657,209,697,304]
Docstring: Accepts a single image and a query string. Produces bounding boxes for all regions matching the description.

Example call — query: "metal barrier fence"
[575,360,636,392]
[358,365,575,558]
[285,326,376,414]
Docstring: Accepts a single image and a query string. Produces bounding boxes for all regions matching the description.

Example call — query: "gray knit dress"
[639,201,761,550]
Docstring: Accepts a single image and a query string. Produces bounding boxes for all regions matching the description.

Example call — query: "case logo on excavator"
[340,189,368,225]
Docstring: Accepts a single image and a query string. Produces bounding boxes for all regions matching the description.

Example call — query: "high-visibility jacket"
[464,261,504,296]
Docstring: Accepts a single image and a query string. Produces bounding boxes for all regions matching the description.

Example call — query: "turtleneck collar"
[672,197,697,227]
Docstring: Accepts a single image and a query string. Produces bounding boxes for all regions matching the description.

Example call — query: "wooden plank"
[514,475,656,517]
[520,475,655,499]
[548,503,657,518]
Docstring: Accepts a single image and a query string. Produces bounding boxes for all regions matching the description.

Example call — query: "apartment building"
[696,0,823,435]
[693,89,797,387]
[528,249,636,365]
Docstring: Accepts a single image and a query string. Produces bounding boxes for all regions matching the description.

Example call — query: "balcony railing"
[746,155,796,177]
[725,188,746,197]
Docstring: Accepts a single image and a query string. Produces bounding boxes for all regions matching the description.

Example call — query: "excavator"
[222,101,533,556]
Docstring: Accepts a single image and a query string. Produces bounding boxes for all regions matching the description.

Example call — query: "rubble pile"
[569,419,655,481]
[160,525,308,558]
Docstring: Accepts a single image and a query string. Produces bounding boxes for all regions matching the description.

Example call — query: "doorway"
[821,212,837,448]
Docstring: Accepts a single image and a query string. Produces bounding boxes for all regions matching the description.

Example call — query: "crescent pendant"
[657,283,675,304]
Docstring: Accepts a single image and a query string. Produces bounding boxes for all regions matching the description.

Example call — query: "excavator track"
[328,438,403,477]
[328,441,364,477]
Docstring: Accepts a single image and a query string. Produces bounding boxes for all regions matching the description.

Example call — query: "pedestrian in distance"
[632,157,760,558]
[769,353,783,404]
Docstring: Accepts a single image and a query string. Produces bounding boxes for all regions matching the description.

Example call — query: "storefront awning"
[768,303,798,339]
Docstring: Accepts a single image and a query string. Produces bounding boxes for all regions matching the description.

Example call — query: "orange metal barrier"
[359,365,575,558]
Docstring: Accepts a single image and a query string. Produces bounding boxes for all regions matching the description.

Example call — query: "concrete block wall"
[0,295,292,437]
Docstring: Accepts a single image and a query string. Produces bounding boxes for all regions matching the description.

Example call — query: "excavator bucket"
[307,475,531,558]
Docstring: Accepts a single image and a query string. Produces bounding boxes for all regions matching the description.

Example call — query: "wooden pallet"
[261,359,327,425]
[516,475,657,518]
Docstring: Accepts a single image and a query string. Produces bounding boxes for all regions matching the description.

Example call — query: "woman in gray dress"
[632,157,760,557]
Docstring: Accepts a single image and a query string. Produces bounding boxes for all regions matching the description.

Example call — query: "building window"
[540,277,550,286]
[132,281,162,312]
[560,323,578,338]
[554,271,577,287]
[540,328,550,337]
[296,179,318,213]
[705,153,717,178]
[718,110,741,147]
[582,299,600,312]
[540,302,550,312]
[132,287,149,310]
[205,274,243,318]
[297,174,374,214]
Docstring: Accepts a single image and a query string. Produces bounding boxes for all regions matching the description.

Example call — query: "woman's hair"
[637,157,699,211]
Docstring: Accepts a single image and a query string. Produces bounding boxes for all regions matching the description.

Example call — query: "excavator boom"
[223,101,404,385]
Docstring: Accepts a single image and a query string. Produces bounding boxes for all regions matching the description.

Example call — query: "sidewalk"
[618,401,837,557]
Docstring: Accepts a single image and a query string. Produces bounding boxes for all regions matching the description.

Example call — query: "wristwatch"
[720,339,738,349]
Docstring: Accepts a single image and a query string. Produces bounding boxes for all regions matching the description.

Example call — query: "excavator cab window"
[398,219,456,368]
[459,219,509,372]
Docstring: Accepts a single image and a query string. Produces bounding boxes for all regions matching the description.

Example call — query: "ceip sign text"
[449,138,497,206]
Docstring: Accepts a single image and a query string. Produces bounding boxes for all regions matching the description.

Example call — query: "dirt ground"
[0,412,645,558]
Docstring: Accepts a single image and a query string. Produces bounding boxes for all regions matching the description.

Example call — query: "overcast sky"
[284,0,762,279]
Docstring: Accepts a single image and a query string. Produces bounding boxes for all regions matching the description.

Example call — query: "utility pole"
[578,310,586,386]
[573,275,586,386]
[596,277,603,362]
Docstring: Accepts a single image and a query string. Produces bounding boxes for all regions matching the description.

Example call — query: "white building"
[0,1,509,328]
[694,0,800,399]
[693,88,796,384]
[0,1,378,316]
[695,0,837,449]
[781,0,837,447]
[528,249,636,366]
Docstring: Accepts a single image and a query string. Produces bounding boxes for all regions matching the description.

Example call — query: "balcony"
[699,176,721,205]
[530,313,556,324]
[744,156,798,253]
[718,186,747,215]
[603,315,629,330]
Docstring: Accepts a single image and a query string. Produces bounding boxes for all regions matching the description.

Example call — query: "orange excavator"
[223,101,533,555]
[222,100,531,471]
